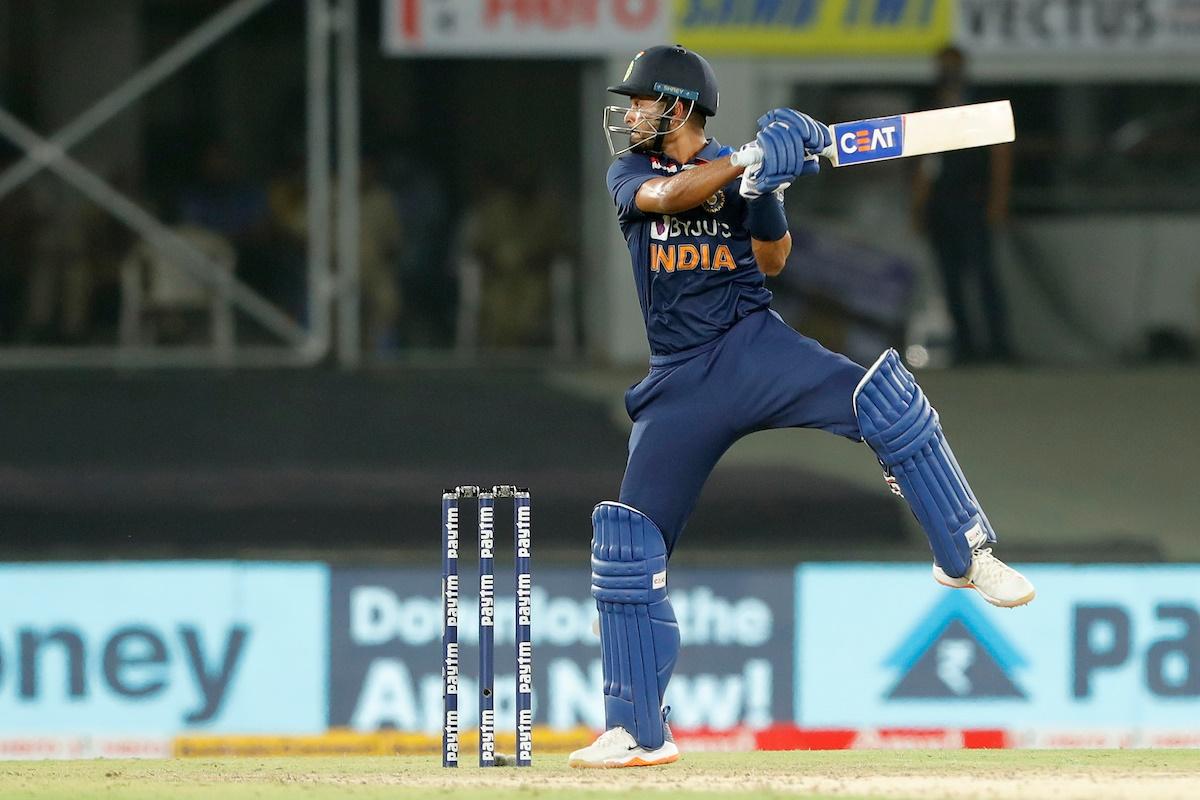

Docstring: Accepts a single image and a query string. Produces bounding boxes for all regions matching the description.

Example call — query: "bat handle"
[729,144,762,168]
[730,142,836,169]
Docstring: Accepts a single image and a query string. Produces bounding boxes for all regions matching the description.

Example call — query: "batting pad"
[854,349,996,578]
[591,501,680,750]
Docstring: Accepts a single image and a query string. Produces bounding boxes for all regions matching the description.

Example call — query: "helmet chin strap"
[650,104,672,154]
[649,97,691,154]
[652,107,672,153]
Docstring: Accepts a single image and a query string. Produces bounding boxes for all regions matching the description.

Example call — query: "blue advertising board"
[5,560,1196,737]
[796,564,1200,727]
[329,565,794,734]
[0,562,328,734]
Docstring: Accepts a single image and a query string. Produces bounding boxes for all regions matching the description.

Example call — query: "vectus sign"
[957,0,1200,51]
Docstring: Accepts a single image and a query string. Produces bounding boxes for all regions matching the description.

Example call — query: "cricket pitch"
[2,750,1198,799]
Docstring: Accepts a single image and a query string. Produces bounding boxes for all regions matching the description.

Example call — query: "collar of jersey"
[654,138,725,169]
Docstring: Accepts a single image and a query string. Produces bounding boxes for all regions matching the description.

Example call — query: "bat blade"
[828,100,1014,167]
[728,101,1015,171]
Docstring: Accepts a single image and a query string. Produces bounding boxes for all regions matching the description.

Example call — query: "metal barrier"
[0,0,361,368]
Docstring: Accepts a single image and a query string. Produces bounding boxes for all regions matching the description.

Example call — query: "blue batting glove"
[755,126,821,192]
[754,122,804,191]
[757,108,832,156]
[753,108,830,192]
[738,144,791,199]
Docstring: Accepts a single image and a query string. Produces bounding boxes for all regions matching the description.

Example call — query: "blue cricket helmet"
[603,45,719,157]
[608,45,720,117]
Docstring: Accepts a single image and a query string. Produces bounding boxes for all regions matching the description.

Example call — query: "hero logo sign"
[484,0,660,29]
[387,1,667,54]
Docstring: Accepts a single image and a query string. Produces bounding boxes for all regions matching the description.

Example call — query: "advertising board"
[383,0,670,56]
[0,562,327,734]
[329,565,794,733]
[675,0,953,55]
[958,0,1200,53]
[796,564,1200,728]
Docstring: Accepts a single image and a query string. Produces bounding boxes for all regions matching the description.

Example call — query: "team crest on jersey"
[702,190,725,214]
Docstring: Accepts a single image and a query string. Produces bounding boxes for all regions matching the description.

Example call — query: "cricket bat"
[730,100,1015,169]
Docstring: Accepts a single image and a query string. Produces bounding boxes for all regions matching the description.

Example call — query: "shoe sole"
[568,751,679,769]
[934,573,1036,608]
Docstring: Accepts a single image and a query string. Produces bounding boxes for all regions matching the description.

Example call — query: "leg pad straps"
[591,501,679,750]
[854,349,995,577]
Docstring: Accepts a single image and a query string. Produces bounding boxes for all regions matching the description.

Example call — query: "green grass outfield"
[1,750,1198,800]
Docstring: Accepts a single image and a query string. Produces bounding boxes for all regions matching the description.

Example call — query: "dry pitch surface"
[2,751,1199,799]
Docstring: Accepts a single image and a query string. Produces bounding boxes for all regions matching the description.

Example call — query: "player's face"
[604,92,688,157]
[624,96,671,152]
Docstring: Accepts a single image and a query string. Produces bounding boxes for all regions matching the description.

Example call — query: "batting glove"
[757,108,832,156]
[738,144,790,199]
[753,109,829,193]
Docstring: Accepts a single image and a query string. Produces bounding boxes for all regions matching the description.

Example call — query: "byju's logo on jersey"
[834,116,903,165]
[884,592,1028,700]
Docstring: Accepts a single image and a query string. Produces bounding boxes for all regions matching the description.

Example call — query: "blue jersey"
[606,138,774,355]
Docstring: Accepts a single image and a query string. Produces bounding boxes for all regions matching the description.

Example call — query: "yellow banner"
[174,727,595,758]
[674,0,952,56]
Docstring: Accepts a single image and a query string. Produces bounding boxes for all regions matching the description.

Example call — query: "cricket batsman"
[568,45,1036,769]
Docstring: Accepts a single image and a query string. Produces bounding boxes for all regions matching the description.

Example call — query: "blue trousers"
[619,309,866,557]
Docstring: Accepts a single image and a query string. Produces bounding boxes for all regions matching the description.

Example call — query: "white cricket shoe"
[568,726,679,768]
[933,546,1036,608]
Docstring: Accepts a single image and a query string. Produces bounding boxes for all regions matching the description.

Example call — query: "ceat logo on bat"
[834,116,904,164]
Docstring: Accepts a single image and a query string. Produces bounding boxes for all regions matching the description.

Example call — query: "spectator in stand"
[458,165,568,348]
[387,146,453,347]
[180,141,292,311]
[355,154,403,352]
[911,45,1015,365]
[0,153,37,341]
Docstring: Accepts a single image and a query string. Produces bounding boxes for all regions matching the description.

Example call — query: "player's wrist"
[746,193,788,241]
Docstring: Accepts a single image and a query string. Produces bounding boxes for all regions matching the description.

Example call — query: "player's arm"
[740,108,829,276]
[752,231,791,277]
[634,157,744,215]
[636,154,793,274]
[740,151,794,277]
